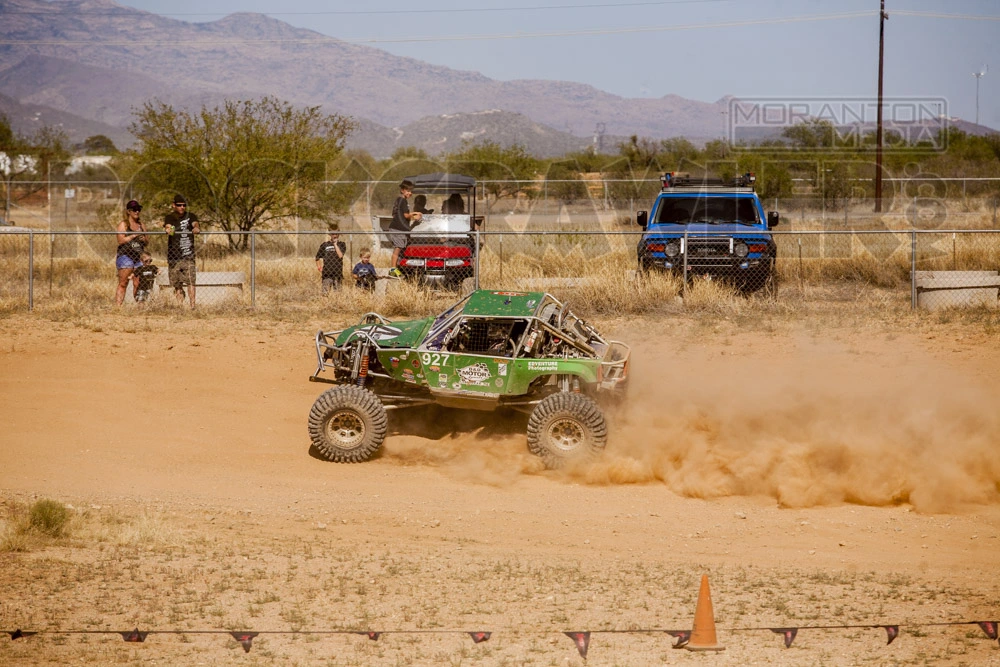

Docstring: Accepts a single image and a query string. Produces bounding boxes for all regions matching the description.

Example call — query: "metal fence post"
[250,231,256,307]
[28,231,34,311]
[910,230,917,310]
[798,236,804,294]
[681,231,688,302]
[474,229,481,290]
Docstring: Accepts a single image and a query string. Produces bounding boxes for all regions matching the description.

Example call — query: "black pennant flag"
[469,631,491,643]
[878,625,899,645]
[9,629,37,640]
[564,631,590,659]
[977,621,998,640]
[356,631,381,641]
[770,627,798,648]
[120,628,148,643]
[230,632,258,653]
[666,630,691,648]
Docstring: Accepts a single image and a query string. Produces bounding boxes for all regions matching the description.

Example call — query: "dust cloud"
[380,333,1000,513]
[580,335,1000,512]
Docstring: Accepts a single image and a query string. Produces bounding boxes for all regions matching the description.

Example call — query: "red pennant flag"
[666,630,691,648]
[356,631,381,641]
[564,632,590,659]
[120,628,148,643]
[9,630,37,640]
[878,625,899,645]
[770,627,798,648]
[469,632,491,643]
[977,621,998,640]
[230,631,258,653]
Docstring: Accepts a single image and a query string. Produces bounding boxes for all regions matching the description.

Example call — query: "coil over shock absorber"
[352,340,371,386]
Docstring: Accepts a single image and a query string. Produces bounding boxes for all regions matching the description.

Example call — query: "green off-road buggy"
[308,290,630,468]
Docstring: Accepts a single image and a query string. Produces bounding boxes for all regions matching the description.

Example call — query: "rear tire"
[308,385,387,462]
[527,392,607,469]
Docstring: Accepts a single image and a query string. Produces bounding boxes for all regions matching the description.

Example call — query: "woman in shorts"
[115,200,148,306]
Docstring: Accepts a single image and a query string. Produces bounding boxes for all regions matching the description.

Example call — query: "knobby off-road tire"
[526,392,607,469]
[308,385,387,463]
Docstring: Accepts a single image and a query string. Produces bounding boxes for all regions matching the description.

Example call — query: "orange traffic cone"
[685,574,725,651]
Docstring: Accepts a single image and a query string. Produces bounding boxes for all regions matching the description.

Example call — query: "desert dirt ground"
[1,306,999,666]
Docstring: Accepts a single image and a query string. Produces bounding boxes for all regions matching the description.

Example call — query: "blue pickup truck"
[636,172,780,293]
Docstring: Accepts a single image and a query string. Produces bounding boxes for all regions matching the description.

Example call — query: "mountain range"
[0,0,728,156]
[0,0,994,158]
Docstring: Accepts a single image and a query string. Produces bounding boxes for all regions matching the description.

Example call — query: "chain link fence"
[1,176,998,311]
[2,227,999,312]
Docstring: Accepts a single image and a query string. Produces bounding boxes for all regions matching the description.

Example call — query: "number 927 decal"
[420,352,450,366]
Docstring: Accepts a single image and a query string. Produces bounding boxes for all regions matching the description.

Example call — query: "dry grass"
[1,500,996,666]
[1,221,998,331]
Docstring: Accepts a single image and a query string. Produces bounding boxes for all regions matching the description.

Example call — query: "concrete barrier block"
[915,270,1000,310]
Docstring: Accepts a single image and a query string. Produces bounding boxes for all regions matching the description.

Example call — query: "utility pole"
[874,0,888,213]
[974,65,988,126]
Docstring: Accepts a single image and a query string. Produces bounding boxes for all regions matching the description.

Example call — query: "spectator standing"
[164,194,200,308]
[388,179,421,277]
[315,230,347,293]
[133,251,159,304]
[115,199,147,306]
[352,249,377,291]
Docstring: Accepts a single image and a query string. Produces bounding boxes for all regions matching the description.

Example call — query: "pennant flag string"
[2,618,998,655]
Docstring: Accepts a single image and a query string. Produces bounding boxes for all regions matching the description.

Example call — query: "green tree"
[0,114,70,222]
[80,135,118,155]
[118,96,354,250]
[541,160,588,203]
[782,119,838,149]
[445,141,538,208]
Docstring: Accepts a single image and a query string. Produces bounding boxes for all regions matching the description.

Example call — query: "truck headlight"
[665,241,681,258]
[734,241,749,258]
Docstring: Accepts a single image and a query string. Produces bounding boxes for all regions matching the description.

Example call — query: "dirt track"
[1,312,999,665]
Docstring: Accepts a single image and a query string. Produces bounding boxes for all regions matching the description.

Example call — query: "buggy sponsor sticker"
[491,291,526,296]
[497,362,507,376]
[527,361,559,371]
[495,378,503,387]
[367,324,402,341]
[457,363,491,385]
[438,373,448,386]
[390,357,399,369]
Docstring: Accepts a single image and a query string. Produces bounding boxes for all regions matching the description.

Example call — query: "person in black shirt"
[133,252,159,303]
[315,230,347,293]
[413,194,433,215]
[164,194,200,308]
[388,180,421,277]
[115,199,147,306]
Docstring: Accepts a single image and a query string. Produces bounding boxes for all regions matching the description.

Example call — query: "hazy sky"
[114,0,999,128]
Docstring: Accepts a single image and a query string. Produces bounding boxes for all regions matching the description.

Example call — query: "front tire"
[308,385,387,462]
[527,392,607,469]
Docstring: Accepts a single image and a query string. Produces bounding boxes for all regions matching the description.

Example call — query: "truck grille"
[686,239,734,267]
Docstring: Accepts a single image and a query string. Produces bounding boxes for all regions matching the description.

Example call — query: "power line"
[0,11,876,46]
[892,10,1000,21]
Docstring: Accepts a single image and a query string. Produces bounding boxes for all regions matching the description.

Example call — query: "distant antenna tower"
[593,122,606,153]
[973,64,988,126]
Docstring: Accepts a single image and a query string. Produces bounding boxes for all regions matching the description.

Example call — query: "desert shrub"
[28,498,72,537]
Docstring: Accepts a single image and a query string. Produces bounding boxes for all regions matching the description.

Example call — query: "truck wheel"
[527,392,607,469]
[308,385,387,462]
